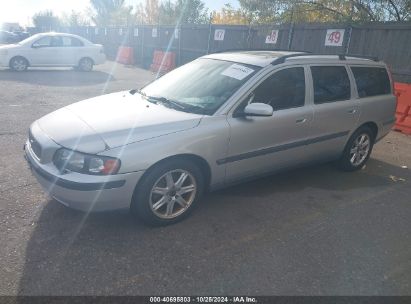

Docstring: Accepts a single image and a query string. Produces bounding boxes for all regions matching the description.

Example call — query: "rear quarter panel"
[357,94,396,142]
[77,45,105,65]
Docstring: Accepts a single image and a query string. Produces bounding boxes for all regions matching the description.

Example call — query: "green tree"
[89,0,133,26]
[238,0,411,23]
[145,0,160,24]
[174,0,209,24]
[212,4,249,25]
[134,0,209,25]
[159,1,178,25]
[61,10,90,26]
[32,10,60,30]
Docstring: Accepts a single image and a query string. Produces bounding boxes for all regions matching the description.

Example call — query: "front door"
[29,36,61,66]
[223,66,314,183]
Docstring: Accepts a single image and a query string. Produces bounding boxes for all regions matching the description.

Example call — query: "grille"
[29,130,42,160]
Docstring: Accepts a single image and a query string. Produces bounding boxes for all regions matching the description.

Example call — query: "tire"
[10,56,28,72]
[130,159,204,226]
[338,126,375,171]
[78,57,94,72]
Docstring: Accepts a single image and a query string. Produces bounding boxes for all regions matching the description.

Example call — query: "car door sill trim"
[217,130,350,165]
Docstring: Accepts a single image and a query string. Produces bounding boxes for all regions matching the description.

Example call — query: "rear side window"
[311,66,351,104]
[351,67,391,97]
[70,37,84,47]
[61,36,84,47]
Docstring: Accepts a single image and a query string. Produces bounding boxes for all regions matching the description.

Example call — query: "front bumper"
[24,140,144,212]
[0,55,8,67]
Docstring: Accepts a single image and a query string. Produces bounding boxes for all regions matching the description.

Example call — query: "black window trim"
[309,64,353,105]
[231,64,308,117]
[61,36,84,47]
[348,64,392,97]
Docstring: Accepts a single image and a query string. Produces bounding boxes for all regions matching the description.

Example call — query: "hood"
[36,91,203,153]
[0,44,18,51]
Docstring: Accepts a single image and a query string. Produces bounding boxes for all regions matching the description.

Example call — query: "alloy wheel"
[12,58,27,71]
[80,59,93,71]
[349,133,371,166]
[149,169,197,219]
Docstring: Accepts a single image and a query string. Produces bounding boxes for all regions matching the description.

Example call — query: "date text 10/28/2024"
[150,297,257,303]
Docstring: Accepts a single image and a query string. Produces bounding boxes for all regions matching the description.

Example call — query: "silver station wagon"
[25,51,397,225]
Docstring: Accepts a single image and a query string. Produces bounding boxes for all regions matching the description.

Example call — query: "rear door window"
[61,37,84,47]
[351,67,391,97]
[51,36,63,47]
[311,66,351,104]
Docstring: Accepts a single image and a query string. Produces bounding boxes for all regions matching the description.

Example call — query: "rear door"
[305,65,360,160]
[59,36,85,65]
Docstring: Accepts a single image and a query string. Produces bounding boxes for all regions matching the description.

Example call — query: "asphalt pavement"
[0,62,410,296]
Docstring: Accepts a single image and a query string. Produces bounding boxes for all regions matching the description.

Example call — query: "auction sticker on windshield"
[221,64,254,80]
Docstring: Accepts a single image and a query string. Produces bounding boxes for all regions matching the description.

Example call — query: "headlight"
[53,149,120,175]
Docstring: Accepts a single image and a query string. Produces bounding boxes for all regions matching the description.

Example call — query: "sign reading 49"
[325,29,345,47]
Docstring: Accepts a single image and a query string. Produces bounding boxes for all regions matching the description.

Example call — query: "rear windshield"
[351,66,391,97]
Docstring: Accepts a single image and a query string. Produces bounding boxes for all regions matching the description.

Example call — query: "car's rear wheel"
[338,126,374,171]
[78,57,94,72]
[10,56,28,71]
[131,159,204,226]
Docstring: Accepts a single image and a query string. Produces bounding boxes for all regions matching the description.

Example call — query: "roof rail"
[341,54,379,61]
[214,48,310,54]
[271,53,379,65]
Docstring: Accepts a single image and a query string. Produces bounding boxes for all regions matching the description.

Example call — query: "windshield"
[17,33,42,45]
[140,58,261,115]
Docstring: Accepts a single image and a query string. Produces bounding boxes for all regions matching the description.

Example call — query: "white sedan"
[0,32,106,71]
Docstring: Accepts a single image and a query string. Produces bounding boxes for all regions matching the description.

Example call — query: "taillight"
[386,65,395,94]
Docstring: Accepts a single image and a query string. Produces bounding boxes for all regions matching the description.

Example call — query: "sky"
[0,0,240,27]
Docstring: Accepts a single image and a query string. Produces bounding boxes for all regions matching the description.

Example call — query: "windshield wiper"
[137,91,205,114]
[146,95,187,110]
[136,90,159,105]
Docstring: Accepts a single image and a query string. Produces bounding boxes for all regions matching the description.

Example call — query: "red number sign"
[325,29,344,46]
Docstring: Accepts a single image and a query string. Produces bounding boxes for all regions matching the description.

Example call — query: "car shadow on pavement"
[0,69,115,87]
[17,158,411,295]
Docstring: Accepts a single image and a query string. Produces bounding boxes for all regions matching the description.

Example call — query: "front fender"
[100,116,230,188]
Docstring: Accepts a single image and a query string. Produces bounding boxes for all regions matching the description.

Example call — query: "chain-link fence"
[29,22,411,82]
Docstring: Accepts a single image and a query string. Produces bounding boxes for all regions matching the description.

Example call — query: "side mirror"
[244,103,273,117]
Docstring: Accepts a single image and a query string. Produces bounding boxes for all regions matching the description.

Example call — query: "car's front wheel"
[131,159,204,226]
[338,126,374,171]
[10,56,28,71]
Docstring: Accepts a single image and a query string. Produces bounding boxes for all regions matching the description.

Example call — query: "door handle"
[348,109,357,114]
[296,118,307,124]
